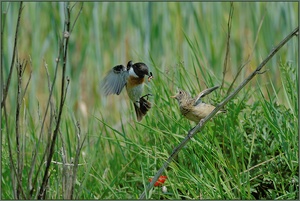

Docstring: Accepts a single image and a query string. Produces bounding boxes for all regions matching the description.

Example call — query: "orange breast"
[126,76,145,88]
[126,76,145,102]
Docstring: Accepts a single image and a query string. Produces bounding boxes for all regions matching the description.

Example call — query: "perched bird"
[102,60,153,121]
[171,86,225,123]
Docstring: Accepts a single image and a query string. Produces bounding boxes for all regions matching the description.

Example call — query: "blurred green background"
[2,2,298,199]
[3,2,298,116]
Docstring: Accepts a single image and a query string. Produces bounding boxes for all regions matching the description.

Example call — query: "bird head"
[129,62,153,81]
[171,88,189,104]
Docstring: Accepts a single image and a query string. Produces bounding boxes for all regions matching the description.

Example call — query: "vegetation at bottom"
[1,2,298,199]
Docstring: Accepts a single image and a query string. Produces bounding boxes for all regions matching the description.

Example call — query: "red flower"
[148,175,167,187]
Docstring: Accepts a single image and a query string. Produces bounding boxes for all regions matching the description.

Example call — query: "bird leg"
[188,119,206,138]
[199,119,205,125]
[133,94,153,117]
[139,95,152,115]
[140,93,153,100]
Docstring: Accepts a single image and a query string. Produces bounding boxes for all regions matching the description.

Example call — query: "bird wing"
[194,85,219,106]
[101,64,129,96]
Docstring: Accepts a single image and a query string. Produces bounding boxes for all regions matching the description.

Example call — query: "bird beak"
[170,95,176,98]
[148,72,153,82]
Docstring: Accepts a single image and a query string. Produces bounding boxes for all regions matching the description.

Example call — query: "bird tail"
[134,103,144,122]
[133,96,152,122]
[140,96,152,115]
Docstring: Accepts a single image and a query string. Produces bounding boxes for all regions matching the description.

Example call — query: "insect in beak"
[148,72,153,82]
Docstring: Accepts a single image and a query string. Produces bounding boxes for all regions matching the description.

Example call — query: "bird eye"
[179,91,182,94]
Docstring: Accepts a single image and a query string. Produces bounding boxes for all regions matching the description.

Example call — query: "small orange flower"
[148,175,167,187]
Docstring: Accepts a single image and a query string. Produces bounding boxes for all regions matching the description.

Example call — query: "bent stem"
[139,26,299,199]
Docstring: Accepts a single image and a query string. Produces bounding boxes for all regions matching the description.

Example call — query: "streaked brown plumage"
[171,86,225,123]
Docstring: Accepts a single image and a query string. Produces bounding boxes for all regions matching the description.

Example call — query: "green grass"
[2,2,298,199]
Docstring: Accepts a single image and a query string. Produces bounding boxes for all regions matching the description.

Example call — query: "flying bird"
[102,60,153,121]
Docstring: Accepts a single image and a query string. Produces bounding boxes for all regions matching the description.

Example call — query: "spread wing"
[194,86,219,106]
[101,64,129,96]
